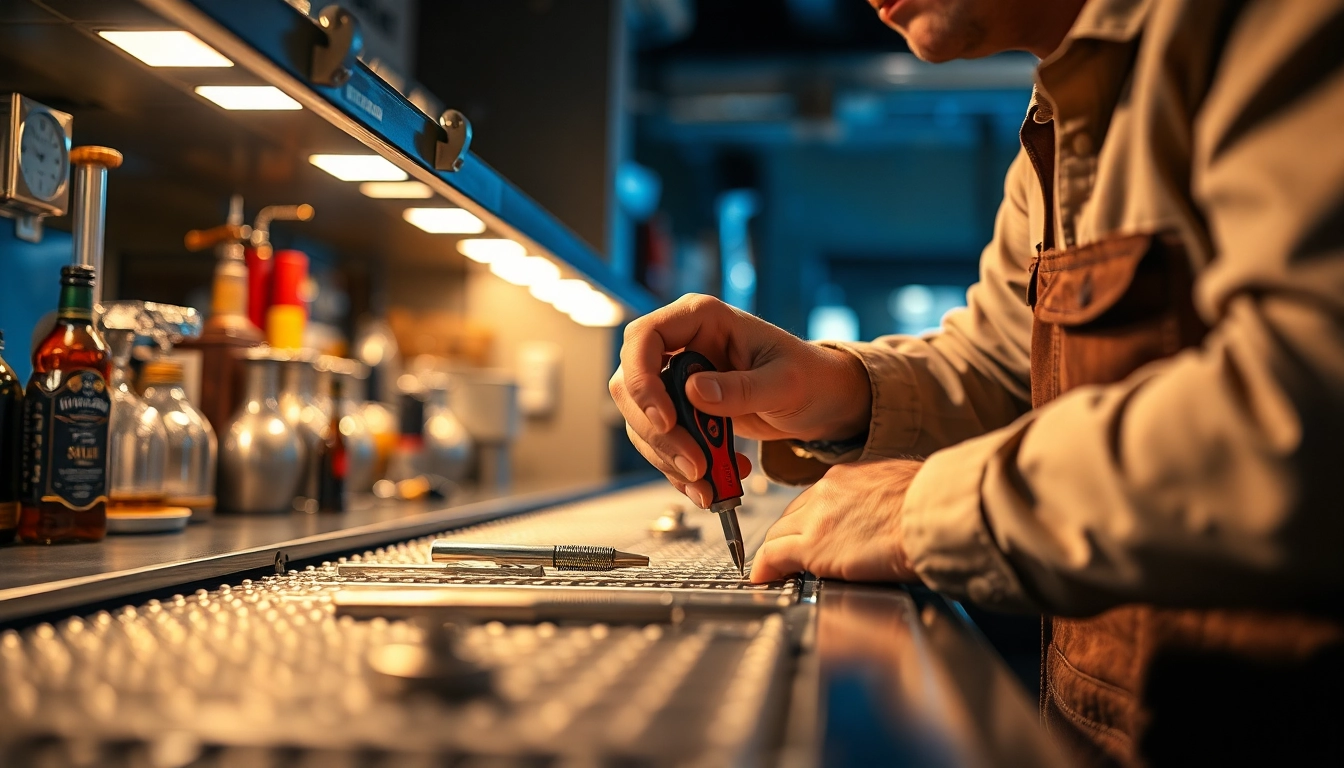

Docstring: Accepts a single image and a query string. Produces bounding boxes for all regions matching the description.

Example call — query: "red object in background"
[271,249,308,309]
[245,247,272,330]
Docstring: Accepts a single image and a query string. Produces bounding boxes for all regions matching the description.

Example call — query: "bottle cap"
[271,250,308,307]
[61,264,97,287]
[141,360,185,386]
[266,304,307,350]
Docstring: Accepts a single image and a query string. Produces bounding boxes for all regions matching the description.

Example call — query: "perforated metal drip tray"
[0,485,808,766]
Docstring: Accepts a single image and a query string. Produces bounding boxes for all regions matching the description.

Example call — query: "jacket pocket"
[1028,232,1204,407]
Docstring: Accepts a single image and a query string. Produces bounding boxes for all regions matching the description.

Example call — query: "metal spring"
[553,545,617,570]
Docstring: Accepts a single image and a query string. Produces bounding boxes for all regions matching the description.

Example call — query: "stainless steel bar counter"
[0,480,1063,767]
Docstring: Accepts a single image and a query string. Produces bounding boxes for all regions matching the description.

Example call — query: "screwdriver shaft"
[716,509,746,576]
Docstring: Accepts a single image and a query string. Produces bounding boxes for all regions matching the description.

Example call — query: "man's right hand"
[609,294,873,507]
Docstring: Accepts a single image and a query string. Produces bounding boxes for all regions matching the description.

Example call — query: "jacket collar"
[1061,0,1153,46]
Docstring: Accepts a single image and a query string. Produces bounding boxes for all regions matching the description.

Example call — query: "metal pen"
[430,541,650,571]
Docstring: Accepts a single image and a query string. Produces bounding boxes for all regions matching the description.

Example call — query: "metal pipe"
[68,146,123,305]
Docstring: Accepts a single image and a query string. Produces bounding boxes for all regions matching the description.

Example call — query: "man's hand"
[751,459,922,584]
[610,293,871,508]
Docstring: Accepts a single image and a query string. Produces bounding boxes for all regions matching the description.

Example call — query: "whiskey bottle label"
[24,369,110,511]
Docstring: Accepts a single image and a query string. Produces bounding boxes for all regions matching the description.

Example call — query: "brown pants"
[1029,234,1344,766]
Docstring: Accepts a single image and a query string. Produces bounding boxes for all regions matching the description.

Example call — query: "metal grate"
[0,485,803,766]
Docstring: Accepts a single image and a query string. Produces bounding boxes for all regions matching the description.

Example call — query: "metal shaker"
[219,349,305,514]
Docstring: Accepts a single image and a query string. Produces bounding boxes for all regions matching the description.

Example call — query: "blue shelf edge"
[143,0,659,317]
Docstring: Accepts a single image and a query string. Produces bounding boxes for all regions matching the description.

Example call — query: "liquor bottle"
[177,195,263,446]
[19,265,112,543]
[0,330,22,544]
[317,373,348,513]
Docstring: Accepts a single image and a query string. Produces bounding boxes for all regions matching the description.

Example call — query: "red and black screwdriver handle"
[660,351,744,505]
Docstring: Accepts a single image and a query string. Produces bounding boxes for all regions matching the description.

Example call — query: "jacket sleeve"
[759,151,1039,485]
[900,2,1344,615]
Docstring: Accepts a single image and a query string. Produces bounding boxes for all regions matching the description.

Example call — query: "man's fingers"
[761,508,805,541]
[615,386,707,482]
[618,295,727,432]
[610,364,674,435]
[778,482,816,518]
[735,452,753,479]
[683,480,713,509]
[625,424,702,485]
[686,365,798,419]
[751,534,808,583]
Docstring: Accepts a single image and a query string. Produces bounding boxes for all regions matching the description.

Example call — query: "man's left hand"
[750,459,923,584]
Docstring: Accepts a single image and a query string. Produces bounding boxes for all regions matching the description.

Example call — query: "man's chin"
[902,34,966,64]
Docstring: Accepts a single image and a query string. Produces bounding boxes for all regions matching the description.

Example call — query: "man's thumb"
[686,368,792,417]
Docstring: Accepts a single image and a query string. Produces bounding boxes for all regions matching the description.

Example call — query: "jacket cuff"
[759,340,925,486]
[758,440,831,486]
[819,341,923,460]
[900,427,1037,612]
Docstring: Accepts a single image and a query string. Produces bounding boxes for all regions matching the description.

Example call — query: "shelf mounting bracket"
[311,5,364,87]
[436,109,473,172]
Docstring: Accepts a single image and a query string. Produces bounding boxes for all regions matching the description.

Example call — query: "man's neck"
[1019,0,1088,59]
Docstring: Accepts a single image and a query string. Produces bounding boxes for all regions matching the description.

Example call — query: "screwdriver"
[661,350,747,575]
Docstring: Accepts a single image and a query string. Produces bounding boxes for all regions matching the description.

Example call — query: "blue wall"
[0,224,73,383]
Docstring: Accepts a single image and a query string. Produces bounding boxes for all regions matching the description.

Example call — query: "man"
[610,0,1344,764]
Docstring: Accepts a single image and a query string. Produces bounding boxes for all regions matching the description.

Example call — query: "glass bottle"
[0,330,22,545]
[218,350,304,514]
[103,323,168,513]
[317,374,348,513]
[20,265,112,543]
[176,195,263,452]
[141,359,218,522]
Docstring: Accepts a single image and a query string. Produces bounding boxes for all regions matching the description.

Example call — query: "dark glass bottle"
[19,265,112,544]
[317,375,348,513]
[0,330,22,545]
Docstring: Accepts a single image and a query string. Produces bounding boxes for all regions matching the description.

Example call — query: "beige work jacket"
[762,0,1344,616]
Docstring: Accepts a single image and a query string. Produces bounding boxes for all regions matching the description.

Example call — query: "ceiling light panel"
[308,154,407,182]
[402,208,486,234]
[195,86,302,111]
[490,255,560,287]
[457,239,526,264]
[361,181,434,199]
[98,30,234,67]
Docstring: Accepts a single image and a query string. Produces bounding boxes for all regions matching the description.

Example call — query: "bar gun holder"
[311,5,364,87]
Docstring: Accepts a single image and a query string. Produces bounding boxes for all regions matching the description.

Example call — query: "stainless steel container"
[279,352,326,512]
[450,370,519,491]
[334,359,377,493]
[219,349,305,514]
[424,376,472,483]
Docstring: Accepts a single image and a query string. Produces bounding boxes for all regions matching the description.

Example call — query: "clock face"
[19,111,68,201]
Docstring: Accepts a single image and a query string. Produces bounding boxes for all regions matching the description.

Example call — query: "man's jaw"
[874,0,911,27]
